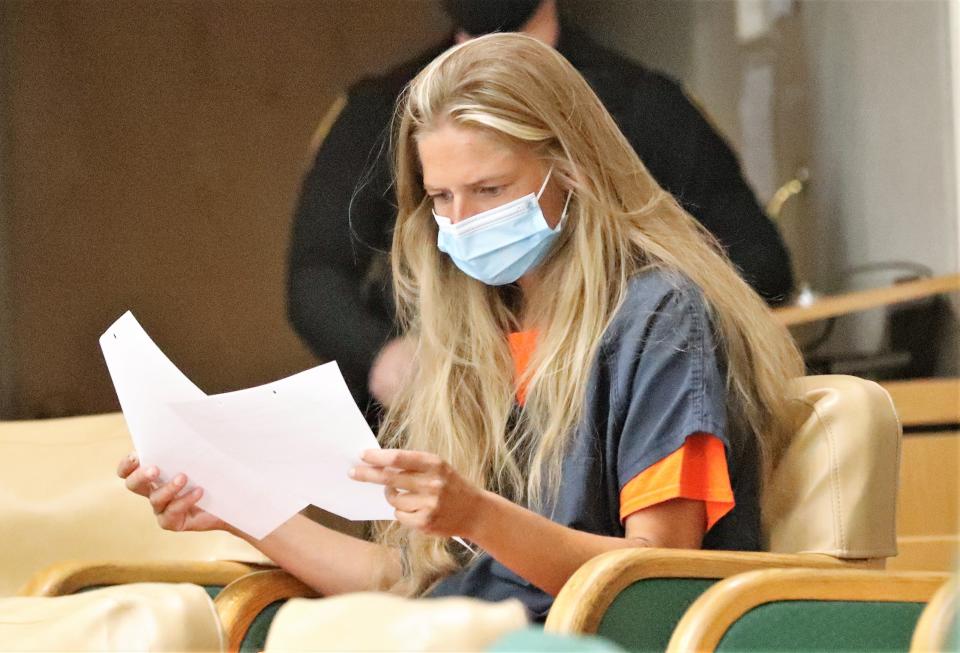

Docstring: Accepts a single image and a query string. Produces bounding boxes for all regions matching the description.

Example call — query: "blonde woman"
[118,34,803,620]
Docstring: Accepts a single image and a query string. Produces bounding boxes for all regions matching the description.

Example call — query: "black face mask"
[442,0,542,36]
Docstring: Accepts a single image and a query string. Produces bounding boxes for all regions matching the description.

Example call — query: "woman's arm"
[118,455,401,596]
[230,514,401,596]
[469,491,704,596]
[352,449,704,597]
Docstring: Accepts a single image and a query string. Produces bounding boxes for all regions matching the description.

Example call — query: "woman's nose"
[448,197,480,224]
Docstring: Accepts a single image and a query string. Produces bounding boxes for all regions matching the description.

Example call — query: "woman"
[119,34,802,621]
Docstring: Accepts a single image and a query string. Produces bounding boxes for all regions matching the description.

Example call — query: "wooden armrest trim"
[666,568,950,653]
[773,274,960,326]
[545,549,879,635]
[214,569,319,653]
[18,560,266,597]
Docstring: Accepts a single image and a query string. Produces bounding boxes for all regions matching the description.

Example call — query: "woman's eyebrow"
[464,174,514,188]
[423,175,510,192]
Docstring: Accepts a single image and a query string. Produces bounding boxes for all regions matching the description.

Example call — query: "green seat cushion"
[490,626,626,652]
[201,584,223,600]
[240,599,286,653]
[716,600,926,652]
[597,578,716,653]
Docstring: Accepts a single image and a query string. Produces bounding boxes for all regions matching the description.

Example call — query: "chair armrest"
[666,568,950,653]
[18,559,269,597]
[546,548,880,635]
[214,569,319,653]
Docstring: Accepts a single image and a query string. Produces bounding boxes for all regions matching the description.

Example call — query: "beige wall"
[0,28,13,418]
[2,1,450,418]
[799,0,957,366]
[5,1,959,419]
[568,0,959,371]
[565,0,808,273]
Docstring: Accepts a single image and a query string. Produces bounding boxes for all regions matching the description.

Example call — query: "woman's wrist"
[462,488,506,544]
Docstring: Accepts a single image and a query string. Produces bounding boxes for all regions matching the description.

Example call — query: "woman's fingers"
[360,449,438,473]
[118,458,212,533]
[351,465,437,494]
[124,464,160,497]
[116,453,139,479]
[393,508,429,532]
[148,474,187,514]
[384,485,434,513]
[157,487,204,531]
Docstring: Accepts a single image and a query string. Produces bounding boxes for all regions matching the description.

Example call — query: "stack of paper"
[100,312,394,539]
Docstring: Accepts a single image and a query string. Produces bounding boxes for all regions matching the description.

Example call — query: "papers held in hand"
[100,311,395,539]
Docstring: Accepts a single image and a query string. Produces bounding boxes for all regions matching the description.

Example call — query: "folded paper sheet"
[100,312,394,539]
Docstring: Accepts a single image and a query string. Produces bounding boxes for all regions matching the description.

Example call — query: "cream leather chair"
[763,374,899,559]
[1,412,271,597]
[263,593,528,652]
[544,374,901,650]
[0,583,224,652]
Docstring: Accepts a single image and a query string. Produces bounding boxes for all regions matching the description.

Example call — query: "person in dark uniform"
[287,0,794,414]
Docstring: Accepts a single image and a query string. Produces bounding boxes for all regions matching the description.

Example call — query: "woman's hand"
[116,454,227,533]
[350,449,488,538]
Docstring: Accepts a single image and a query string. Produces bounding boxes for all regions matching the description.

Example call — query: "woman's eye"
[429,193,451,204]
[478,186,502,197]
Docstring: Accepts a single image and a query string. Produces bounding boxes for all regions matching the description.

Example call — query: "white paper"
[170,364,395,521]
[100,311,394,539]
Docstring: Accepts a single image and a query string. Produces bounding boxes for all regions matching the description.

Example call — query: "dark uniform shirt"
[428,269,760,621]
[287,25,794,413]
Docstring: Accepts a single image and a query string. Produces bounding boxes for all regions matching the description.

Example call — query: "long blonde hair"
[375,33,803,595]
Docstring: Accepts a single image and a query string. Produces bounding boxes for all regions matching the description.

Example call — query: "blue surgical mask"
[433,169,571,286]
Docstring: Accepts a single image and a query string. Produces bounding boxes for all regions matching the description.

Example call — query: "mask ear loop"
[536,166,572,230]
[554,190,572,231]
[535,166,554,199]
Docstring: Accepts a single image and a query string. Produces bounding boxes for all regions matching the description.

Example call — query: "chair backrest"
[0,412,269,596]
[763,375,900,562]
[666,568,948,653]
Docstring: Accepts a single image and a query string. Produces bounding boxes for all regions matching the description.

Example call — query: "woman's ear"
[556,165,584,199]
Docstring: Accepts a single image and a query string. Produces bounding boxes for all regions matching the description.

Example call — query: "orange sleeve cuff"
[619,433,734,531]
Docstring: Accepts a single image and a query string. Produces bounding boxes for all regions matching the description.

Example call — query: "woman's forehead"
[417,122,518,157]
[417,123,537,186]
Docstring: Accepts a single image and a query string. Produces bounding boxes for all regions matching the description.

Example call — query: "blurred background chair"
[910,576,958,653]
[260,591,528,652]
[0,583,224,652]
[1,412,272,598]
